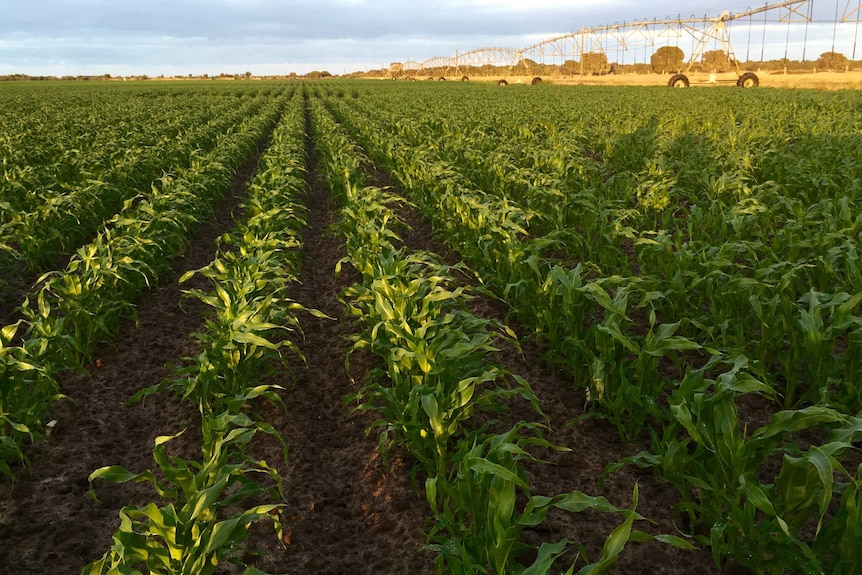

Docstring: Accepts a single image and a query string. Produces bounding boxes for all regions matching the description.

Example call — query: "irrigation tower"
[408,0,861,87]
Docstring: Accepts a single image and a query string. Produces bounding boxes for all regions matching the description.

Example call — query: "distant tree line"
[2,49,854,82]
[0,73,115,81]
[0,71,335,82]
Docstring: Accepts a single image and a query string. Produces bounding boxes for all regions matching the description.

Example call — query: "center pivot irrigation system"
[393,0,861,87]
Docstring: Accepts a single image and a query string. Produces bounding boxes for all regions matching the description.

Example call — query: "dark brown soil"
[0,103,735,575]
[0,256,34,327]
[233,106,435,575]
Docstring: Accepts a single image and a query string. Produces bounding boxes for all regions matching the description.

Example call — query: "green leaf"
[466,457,530,490]
[522,539,572,575]
[204,516,243,555]
[232,331,279,349]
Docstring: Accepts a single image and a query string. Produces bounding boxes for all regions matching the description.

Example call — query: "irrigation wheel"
[497,79,509,86]
[531,76,542,85]
[668,74,690,88]
[737,72,759,88]
[462,76,470,81]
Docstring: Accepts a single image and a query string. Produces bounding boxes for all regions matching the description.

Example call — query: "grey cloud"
[1,1,859,75]
[3,0,578,39]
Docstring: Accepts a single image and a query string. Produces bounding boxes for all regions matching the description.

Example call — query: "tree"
[560,59,578,75]
[651,46,685,73]
[515,58,538,74]
[702,50,730,72]
[581,52,608,74]
[816,51,849,70]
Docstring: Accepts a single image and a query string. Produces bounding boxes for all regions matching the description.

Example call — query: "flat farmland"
[1,79,860,574]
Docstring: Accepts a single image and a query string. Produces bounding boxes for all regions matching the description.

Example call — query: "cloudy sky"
[1,0,859,76]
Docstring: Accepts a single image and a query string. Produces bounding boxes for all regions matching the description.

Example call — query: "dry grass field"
[444,70,862,89]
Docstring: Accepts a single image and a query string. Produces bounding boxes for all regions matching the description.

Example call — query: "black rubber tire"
[668,73,690,88]
[497,79,508,86]
[531,76,542,85]
[438,77,446,81]
[461,76,469,82]
[737,72,759,88]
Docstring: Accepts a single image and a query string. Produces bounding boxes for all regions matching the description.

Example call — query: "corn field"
[1,79,861,575]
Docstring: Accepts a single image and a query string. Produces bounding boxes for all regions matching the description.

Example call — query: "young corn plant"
[426,424,694,575]
[0,320,63,479]
[608,355,862,573]
[315,93,700,574]
[163,247,303,411]
[795,289,862,412]
[85,412,285,575]
[576,280,705,440]
[343,248,537,474]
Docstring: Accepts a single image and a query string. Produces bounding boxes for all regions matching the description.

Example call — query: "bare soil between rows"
[0,103,743,574]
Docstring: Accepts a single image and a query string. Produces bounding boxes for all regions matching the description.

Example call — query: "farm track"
[0,130,271,574]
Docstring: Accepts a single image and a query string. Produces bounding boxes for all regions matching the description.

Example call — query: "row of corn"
[83,93,313,574]
[374,87,862,416]
[1,86,289,272]
[309,94,691,575]
[334,87,862,425]
[320,82,862,574]
[0,90,289,480]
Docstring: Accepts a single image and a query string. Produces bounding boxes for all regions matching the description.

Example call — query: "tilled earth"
[0,107,734,574]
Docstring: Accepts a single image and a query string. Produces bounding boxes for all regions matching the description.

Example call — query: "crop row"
[0,83,287,203]
[320,82,862,574]
[309,94,692,574]
[84,93,311,575]
[330,84,862,418]
[1,86,293,271]
[0,89,287,480]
